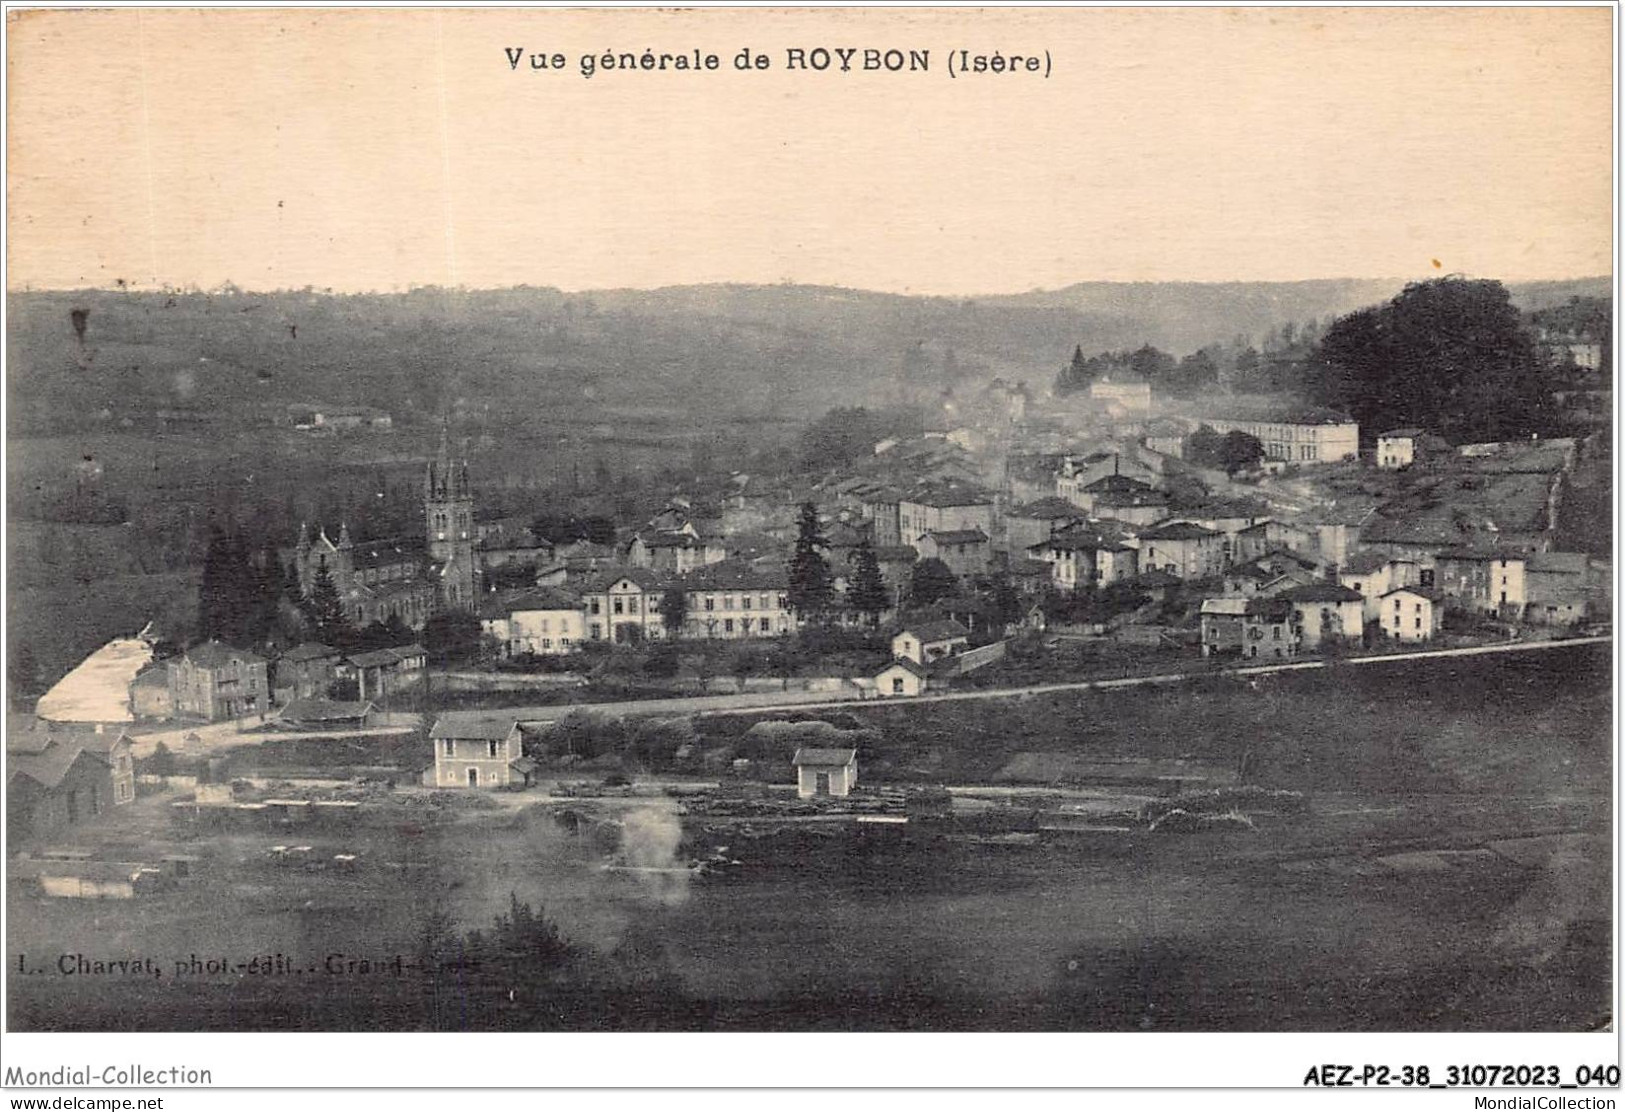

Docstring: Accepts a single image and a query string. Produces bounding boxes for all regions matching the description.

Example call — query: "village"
[5,282,1614,1032]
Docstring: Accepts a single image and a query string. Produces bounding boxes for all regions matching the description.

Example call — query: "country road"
[126,636,1609,760]
[496,634,1612,725]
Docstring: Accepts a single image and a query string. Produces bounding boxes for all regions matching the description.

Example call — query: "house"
[475,526,555,585]
[343,644,427,702]
[274,641,344,701]
[1142,417,1191,458]
[6,719,136,846]
[1004,556,1057,596]
[1136,521,1225,580]
[1338,550,1424,621]
[128,666,173,720]
[1028,531,1136,592]
[272,698,377,729]
[680,561,796,639]
[896,480,996,547]
[792,748,859,798]
[1199,596,1302,659]
[1279,583,1365,649]
[873,658,929,698]
[1434,549,1526,618]
[1233,519,1314,565]
[891,620,970,665]
[1376,428,1451,470]
[916,528,991,578]
[579,568,672,644]
[1089,376,1152,414]
[1524,551,1595,627]
[1005,496,1088,554]
[1222,550,1322,598]
[1064,472,1154,513]
[168,641,269,721]
[1198,598,1249,656]
[626,528,726,574]
[428,713,526,789]
[479,588,586,656]
[1380,586,1443,642]
[1089,486,1172,526]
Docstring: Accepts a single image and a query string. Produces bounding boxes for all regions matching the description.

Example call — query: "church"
[290,424,478,630]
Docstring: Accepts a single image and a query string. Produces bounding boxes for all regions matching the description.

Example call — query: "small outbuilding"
[873,657,929,697]
[273,698,377,730]
[792,747,858,799]
[891,620,970,665]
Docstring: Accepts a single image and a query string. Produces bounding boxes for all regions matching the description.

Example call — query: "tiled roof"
[681,560,789,592]
[279,641,340,663]
[1379,585,1446,602]
[1138,521,1218,541]
[1011,497,1085,520]
[791,747,857,767]
[897,619,970,643]
[429,713,519,741]
[877,658,930,679]
[277,698,376,722]
[1280,583,1364,603]
[182,641,265,669]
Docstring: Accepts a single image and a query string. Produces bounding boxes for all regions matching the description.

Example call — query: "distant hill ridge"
[7,277,1609,432]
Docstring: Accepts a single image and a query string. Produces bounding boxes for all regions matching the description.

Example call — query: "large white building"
[1201,407,1359,465]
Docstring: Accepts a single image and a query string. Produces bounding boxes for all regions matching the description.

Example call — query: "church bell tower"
[425,420,476,608]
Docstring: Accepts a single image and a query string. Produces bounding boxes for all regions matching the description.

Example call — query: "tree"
[985,569,1022,631]
[1306,277,1552,445]
[909,557,957,607]
[198,527,259,644]
[787,503,834,619]
[7,644,39,708]
[302,564,347,642]
[422,608,482,663]
[657,587,689,639]
[1057,344,1092,394]
[1128,344,1178,386]
[1171,349,1220,396]
[1230,345,1263,391]
[1185,424,1226,469]
[847,540,889,627]
[1219,430,1265,473]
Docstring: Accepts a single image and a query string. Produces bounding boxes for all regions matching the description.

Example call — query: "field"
[6,644,1610,1031]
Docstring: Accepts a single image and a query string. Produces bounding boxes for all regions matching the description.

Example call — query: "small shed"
[792,747,858,799]
[874,658,929,698]
[891,620,970,665]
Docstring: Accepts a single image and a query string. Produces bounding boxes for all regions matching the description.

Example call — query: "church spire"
[338,522,352,549]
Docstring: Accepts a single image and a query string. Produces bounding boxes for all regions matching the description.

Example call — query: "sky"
[5,6,1614,295]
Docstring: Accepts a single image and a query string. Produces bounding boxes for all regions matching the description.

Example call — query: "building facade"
[168,642,269,721]
[429,714,526,789]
